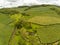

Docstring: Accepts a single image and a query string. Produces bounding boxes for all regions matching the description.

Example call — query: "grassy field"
[0,14,13,45]
[0,5,60,45]
[28,16,60,25]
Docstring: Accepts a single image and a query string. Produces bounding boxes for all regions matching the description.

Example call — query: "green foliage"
[1,5,60,45]
[50,7,60,15]
[0,9,19,15]
[10,14,22,25]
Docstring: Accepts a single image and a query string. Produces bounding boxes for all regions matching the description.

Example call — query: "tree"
[8,13,24,45]
[8,13,42,45]
[8,13,32,45]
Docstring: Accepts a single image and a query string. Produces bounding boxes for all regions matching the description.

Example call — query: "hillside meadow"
[0,5,60,45]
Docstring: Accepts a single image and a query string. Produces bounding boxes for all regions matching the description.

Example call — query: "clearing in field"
[28,16,60,25]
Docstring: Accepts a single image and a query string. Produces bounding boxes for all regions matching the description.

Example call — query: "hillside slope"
[0,5,60,45]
